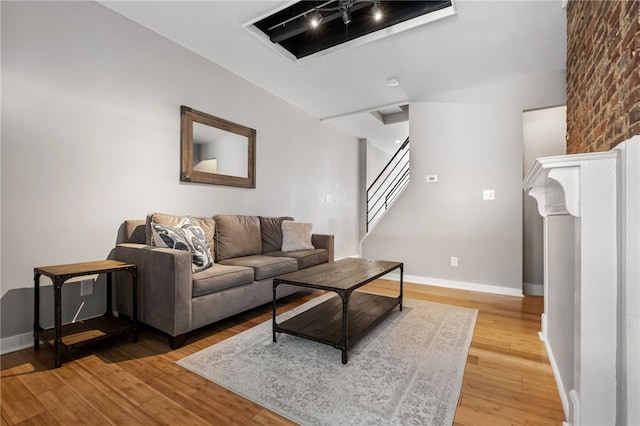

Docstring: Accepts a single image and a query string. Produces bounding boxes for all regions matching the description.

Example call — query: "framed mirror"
[180,106,256,188]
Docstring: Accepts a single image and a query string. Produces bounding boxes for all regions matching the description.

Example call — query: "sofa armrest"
[115,243,193,337]
[311,234,335,262]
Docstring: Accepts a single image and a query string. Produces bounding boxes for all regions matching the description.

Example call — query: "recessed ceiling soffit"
[245,0,455,63]
[370,104,409,125]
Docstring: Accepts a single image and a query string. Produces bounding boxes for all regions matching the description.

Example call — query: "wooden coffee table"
[272,258,403,364]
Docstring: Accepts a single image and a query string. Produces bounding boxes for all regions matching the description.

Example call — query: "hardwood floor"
[1,280,565,425]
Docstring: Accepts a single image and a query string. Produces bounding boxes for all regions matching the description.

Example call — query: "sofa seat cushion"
[192,264,254,297]
[218,255,298,281]
[265,249,328,270]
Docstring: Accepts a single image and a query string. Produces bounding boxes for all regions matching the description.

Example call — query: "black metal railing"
[366,137,410,232]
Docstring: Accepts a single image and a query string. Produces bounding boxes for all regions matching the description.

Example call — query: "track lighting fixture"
[341,8,352,24]
[372,2,382,21]
[273,1,383,31]
[310,10,323,28]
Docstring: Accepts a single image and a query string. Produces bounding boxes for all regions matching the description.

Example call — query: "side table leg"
[54,279,63,368]
[106,272,113,316]
[131,268,138,343]
[33,272,41,350]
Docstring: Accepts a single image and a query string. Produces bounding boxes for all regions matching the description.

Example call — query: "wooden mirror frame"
[180,106,256,188]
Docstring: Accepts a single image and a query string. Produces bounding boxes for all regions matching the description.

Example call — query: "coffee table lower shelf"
[274,292,400,360]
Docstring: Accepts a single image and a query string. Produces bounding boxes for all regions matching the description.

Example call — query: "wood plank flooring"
[1,280,565,425]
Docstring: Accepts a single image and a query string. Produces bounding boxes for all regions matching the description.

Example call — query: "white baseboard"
[524,282,544,296]
[1,332,34,355]
[383,272,524,297]
[541,329,571,421]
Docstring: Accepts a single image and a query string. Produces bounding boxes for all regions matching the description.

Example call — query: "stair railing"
[366,137,410,232]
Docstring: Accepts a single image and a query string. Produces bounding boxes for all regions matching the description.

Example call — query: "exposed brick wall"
[566,0,640,154]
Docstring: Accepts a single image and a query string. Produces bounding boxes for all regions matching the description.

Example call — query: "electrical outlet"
[426,175,438,183]
[80,279,93,296]
[450,256,458,267]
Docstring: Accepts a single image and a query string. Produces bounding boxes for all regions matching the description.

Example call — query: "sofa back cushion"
[124,219,146,244]
[214,215,262,261]
[259,216,294,253]
[145,213,216,261]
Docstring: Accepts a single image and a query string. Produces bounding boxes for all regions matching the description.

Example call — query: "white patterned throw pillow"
[281,221,315,252]
[151,217,213,273]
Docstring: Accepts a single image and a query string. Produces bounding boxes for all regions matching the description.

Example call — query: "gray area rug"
[177,293,478,426]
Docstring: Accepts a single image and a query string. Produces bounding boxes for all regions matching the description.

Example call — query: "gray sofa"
[115,214,334,348]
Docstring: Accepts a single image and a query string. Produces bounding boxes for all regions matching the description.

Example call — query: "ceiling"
[100,1,567,152]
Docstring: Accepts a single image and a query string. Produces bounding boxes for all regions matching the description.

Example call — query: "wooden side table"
[34,260,137,368]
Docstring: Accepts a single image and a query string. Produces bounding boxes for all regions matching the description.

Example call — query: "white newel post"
[523,151,618,426]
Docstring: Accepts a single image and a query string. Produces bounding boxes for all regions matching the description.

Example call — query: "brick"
[624,88,640,111]
[629,103,640,125]
[608,3,621,27]
[567,0,640,153]
[629,121,640,136]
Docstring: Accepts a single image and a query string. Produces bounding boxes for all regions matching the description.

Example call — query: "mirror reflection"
[180,106,256,188]
[192,123,248,177]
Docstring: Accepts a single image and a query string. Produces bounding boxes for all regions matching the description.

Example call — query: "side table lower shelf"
[37,315,135,348]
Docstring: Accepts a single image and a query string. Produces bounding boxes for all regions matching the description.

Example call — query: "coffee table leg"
[340,291,349,364]
[272,280,278,343]
[399,264,404,311]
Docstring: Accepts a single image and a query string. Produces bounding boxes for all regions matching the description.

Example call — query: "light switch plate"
[483,190,495,200]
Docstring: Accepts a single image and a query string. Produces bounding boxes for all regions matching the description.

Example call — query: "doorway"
[522,106,566,295]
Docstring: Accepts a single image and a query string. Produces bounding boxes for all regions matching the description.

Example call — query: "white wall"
[0,1,360,345]
[522,106,567,293]
[361,67,566,294]
[363,102,524,294]
[366,142,392,188]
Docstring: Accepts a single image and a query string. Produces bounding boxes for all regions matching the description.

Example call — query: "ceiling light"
[310,10,323,28]
[395,139,401,144]
[387,77,400,87]
[372,2,382,21]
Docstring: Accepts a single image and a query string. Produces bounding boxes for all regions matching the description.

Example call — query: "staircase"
[366,137,410,232]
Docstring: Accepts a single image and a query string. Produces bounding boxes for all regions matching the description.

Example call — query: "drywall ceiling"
[100,1,566,146]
